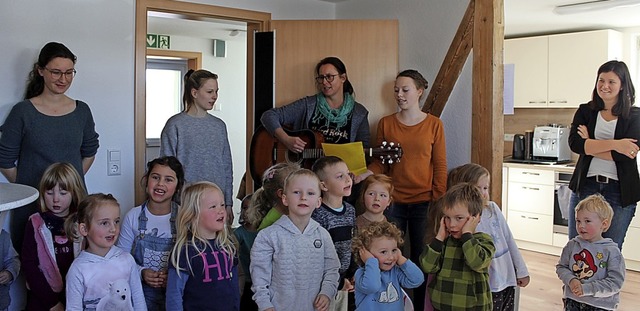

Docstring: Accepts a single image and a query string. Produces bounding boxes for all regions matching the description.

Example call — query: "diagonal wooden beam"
[423,0,474,116]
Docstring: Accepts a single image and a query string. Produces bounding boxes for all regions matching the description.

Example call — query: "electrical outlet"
[107,149,121,176]
[504,133,515,141]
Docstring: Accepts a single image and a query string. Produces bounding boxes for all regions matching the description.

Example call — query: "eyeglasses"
[315,74,339,84]
[44,67,76,80]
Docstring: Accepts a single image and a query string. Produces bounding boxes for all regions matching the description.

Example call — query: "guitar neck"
[301,148,375,159]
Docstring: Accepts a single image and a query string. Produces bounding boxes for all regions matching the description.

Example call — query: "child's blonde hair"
[64,193,119,240]
[171,181,236,275]
[575,194,614,232]
[246,162,300,227]
[283,168,321,194]
[447,163,490,206]
[352,221,404,265]
[38,162,87,214]
[356,174,394,215]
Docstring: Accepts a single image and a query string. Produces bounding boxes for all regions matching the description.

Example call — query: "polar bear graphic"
[95,279,134,311]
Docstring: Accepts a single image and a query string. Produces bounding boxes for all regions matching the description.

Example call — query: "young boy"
[556,194,624,311]
[311,156,358,310]
[0,229,19,311]
[250,169,340,311]
[419,183,495,311]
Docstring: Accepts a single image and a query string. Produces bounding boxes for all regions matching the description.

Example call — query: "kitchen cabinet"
[506,167,554,245]
[622,213,640,262]
[504,29,622,108]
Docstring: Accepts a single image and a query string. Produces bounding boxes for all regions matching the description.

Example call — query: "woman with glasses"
[0,42,99,250]
[260,56,370,152]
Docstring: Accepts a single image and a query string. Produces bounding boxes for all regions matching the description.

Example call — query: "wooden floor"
[518,249,640,311]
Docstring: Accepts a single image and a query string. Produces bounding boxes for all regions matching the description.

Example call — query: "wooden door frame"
[134,0,271,204]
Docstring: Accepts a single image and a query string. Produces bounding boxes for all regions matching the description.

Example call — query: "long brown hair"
[182,69,218,112]
[589,60,635,119]
[25,42,76,99]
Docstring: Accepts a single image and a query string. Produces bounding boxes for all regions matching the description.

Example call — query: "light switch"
[107,149,121,176]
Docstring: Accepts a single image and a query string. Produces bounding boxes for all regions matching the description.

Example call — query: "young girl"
[21,162,86,311]
[355,174,394,230]
[245,162,300,230]
[160,69,234,213]
[118,156,185,310]
[352,221,424,310]
[448,163,530,311]
[166,181,239,310]
[250,169,340,311]
[65,194,147,310]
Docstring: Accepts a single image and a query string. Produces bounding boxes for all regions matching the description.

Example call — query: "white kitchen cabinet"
[508,210,553,245]
[504,36,548,108]
[506,167,554,244]
[622,213,640,261]
[504,29,622,108]
[547,30,622,108]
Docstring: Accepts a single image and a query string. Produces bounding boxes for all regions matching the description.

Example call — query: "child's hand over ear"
[359,247,374,262]
[395,248,408,266]
[462,215,481,235]
[435,217,448,242]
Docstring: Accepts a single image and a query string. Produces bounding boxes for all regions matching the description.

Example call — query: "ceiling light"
[554,0,640,15]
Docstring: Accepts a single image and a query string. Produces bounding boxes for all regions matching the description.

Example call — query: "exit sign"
[146,34,170,49]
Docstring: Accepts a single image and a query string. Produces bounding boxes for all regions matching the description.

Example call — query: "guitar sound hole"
[285,150,303,164]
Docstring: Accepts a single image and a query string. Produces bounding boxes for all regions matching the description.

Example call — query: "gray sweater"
[260,95,370,147]
[0,99,99,188]
[556,236,625,310]
[250,215,340,311]
[160,112,233,206]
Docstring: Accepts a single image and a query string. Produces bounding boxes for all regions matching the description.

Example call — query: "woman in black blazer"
[568,60,639,250]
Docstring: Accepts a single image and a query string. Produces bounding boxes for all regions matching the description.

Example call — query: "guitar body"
[249,127,324,184]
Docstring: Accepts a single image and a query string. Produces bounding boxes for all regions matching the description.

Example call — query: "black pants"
[240,282,258,311]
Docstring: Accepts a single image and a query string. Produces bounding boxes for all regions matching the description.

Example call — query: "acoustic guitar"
[249,126,403,184]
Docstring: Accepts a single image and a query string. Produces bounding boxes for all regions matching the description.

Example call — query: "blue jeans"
[384,201,429,311]
[568,177,637,250]
[563,298,608,311]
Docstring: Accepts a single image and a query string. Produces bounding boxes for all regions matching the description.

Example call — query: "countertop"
[503,161,575,173]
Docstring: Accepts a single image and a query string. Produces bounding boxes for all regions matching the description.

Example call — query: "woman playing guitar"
[260,56,370,153]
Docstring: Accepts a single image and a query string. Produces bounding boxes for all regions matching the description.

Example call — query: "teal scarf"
[312,92,355,129]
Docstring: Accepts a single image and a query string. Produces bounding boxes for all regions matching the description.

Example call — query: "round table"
[0,183,39,226]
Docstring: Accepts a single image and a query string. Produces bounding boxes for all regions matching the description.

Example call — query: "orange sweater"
[369,114,447,203]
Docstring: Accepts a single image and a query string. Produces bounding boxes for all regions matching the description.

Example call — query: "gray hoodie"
[556,236,625,310]
[250,215,340,311]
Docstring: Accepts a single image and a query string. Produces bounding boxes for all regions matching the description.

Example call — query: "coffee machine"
[532,124,572,162]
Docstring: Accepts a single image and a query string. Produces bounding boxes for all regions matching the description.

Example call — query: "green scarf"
[312,92,355,129]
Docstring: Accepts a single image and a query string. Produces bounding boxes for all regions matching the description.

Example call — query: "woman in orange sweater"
[358,69,447,310]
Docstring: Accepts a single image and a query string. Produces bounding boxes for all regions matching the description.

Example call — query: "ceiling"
[504,0,640,37]
[147,1,640,40]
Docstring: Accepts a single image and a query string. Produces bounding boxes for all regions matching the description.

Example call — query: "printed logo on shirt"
[314,239,323,248]
[377,282,399,303]
[572,249,597,280]
[200,250,234,282]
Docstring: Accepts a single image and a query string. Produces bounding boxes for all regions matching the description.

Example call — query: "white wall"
[336,0,473,170]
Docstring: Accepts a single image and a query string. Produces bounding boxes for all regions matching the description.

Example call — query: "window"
[146,58,188,140]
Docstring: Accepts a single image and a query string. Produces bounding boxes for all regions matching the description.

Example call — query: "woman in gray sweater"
[0,42,99,249]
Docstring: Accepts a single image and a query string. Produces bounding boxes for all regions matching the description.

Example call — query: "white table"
[0,183,39,228]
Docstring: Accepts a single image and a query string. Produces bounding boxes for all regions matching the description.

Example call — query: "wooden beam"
[472,0,504,206]
[423,1,474,116]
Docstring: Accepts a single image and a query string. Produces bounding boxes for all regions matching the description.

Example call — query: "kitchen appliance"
[512,134,525,159]
[533,124,572,162]
[524,130,534,160]
[553,171,572,235]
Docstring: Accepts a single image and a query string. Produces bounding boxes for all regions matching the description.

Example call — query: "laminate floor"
[518,249,640,311]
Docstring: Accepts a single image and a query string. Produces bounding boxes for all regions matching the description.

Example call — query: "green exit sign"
[146,34,170,49]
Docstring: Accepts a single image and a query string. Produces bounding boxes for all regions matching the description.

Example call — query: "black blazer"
[568,103,640,207]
